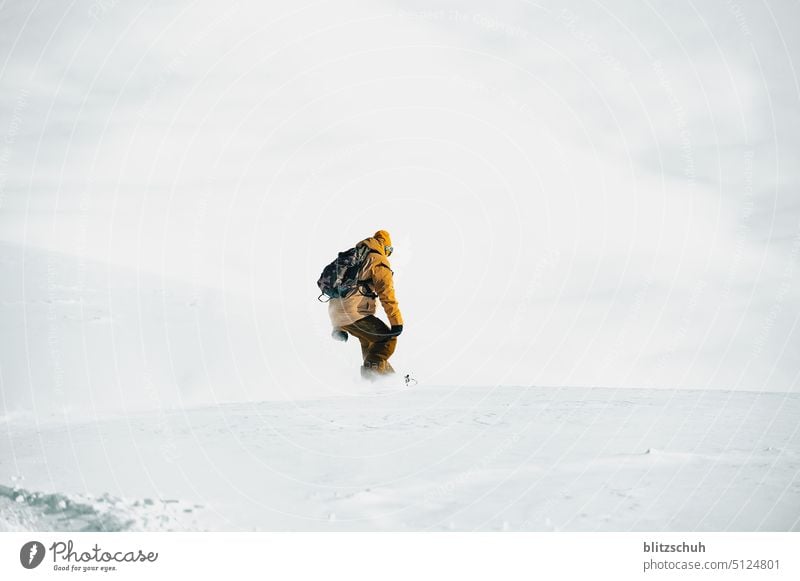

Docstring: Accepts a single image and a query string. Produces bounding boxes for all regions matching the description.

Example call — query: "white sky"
[1,0,798,398]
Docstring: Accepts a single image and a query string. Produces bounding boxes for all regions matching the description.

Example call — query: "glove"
[331,329,348,342]
[388,325,403,337]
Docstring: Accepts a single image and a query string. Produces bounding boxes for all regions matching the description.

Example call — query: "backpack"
[317,244,376,301]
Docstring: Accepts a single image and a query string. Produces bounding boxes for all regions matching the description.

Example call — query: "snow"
[2,385,798,531]
[1,0,799,533]
[0,484,201,532]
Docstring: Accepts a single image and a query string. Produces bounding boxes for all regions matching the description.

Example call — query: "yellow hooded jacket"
[328,230,403,329]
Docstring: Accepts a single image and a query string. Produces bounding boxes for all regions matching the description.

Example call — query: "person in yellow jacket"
[329,230,403,379]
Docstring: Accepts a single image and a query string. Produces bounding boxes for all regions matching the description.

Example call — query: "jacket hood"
[360,230,392,256]
[374,230,392,247]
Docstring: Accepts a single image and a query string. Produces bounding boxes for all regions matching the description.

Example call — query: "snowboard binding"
[404,374,418,387]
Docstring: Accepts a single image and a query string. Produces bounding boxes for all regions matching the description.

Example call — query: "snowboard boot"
[361,360,395,381]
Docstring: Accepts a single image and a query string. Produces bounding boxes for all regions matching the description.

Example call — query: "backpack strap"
[356,251,377,298]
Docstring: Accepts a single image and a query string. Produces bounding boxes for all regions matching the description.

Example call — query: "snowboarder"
[327,230,403,380]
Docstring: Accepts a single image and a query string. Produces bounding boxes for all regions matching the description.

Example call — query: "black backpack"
[317,244,375,301]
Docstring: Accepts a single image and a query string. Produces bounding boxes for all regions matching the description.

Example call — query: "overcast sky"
[1,0,798,402]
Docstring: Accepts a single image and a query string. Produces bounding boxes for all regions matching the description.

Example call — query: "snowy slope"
[1,245,797,532]
[1,0,799,534]
[2,386,798,531]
